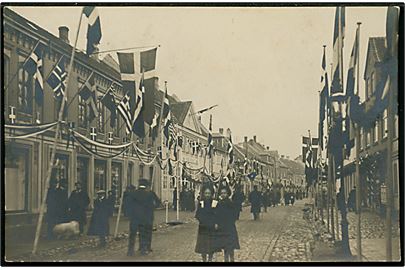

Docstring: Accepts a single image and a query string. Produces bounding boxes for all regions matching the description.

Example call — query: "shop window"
[77,157,89,192]
[94,160,107,193]
[52,154,69,189]
[139,164,144,179]
[5,147,29,211]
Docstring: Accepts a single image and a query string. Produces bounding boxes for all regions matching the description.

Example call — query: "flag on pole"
[331,7,345,95]
[83,6,102,55]
[150,111,159,140]
[117,52,138,134]
[207,114,213,158]
[132,72,145,138]
[78,72,98,123]
[344,27,360,158]
[100,82,117,128]
[23,41,44,105]
[227,129,234,165]
[319,47,329,151]
[302,136,318,186]
[46,56,67,101]
[140,48,158,125]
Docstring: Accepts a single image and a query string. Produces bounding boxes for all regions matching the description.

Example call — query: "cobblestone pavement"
[269,204,313,262]
[347,211,400,239]
[6,200,315,263]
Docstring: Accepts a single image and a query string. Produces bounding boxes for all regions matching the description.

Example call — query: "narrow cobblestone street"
[6,200,316,263]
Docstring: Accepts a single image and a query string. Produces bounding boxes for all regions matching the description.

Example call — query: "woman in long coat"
[88,190,110,247]
[195,185,220,262]
[216,187,240,262]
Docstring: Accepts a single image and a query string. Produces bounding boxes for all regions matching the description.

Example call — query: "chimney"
[266,146,270,150]
[253,135,257,142]
[281,155,285,158]
[58,26,70,43]
[219,128,224,135]
[244,136,248,143]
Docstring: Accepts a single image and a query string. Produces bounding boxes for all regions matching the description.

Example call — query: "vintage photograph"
[1,3,402,265]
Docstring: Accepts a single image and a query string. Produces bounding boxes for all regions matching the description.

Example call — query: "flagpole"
[354,22,362,261]
[162,81,169,223]
[32,10,83,255]
[338,7,351,256]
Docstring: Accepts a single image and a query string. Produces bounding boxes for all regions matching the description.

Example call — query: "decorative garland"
[73,135,130,159]
[5,121,58,130]
[5,122,57,139]
[73,130,133,149]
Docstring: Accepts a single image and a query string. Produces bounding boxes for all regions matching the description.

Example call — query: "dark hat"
[138,178,150,188]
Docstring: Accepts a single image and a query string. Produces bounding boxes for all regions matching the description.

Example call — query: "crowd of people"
[45,176,307,261]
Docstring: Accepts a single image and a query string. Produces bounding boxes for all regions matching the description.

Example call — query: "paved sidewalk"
[5,208,195,259]
[347,211,401,262]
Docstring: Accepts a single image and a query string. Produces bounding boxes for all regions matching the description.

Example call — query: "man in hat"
[88,190,110,247]
[127,178,161,256]
[68,182,90,234]
[248,185,262,220]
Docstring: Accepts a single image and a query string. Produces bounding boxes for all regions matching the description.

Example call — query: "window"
[393,161,399,196]
[383,109,388,138]
[139,164,144,179]
[360,127,364,149]
[94,160,107,193]
[97,102,105,133]
[17,65,33,114]
[5,147,28,211]
[163,175,168,189]
[373,120,379,143]
[113,115,120,137]
[111,162,122,206]
[371,72,376,95]
[78,95,88,128]
[366,130,371,147]
[394,114,398,139]
[127,162,133,185]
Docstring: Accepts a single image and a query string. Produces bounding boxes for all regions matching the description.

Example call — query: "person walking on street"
[262,188,270,213]
[68,182,90,235]
[126,179,161,256]
[216,186,240,262]
[231,185,245,220]
[195,184,220,262]
[88,190,111,248]
[248,186,262,220]
[45,178,68,239]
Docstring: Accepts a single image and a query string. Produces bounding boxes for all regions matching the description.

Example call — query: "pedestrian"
[67,182,90,235]
[126,179,161,256]
[106,190,116,217]
[262,188,270,213]
[216,186,240,262]
[123,184,136,218]
[180,188,186,211]
[248,185,262,220]
[45,178,69,240]
[347,187,356,212]
[231,185,245,220]
[173,187,177,210]
[284,188,290,206]
[88,190,111,248]
[190,188,196,212]
[194,184,220,262]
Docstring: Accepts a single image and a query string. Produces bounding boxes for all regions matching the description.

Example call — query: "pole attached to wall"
[32,10,83,255]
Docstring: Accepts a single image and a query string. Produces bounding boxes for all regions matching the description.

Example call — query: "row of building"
[3,8,305,228]
[341,35,400,216]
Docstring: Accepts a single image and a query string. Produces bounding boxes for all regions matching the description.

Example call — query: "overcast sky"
[10,5,388,158]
